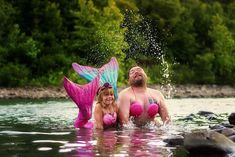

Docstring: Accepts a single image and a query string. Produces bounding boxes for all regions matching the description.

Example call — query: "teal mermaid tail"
[63,75,100,128]
[72,57,119,99]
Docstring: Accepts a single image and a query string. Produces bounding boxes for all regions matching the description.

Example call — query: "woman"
[94,82,118,129]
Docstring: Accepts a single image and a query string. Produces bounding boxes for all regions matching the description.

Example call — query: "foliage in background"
[0,0,235,87]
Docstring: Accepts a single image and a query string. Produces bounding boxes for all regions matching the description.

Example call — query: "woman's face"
[101,89,114,106]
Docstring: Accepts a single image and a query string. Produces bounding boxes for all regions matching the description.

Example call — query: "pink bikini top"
[129,88,159,118]
[103,112,117,126]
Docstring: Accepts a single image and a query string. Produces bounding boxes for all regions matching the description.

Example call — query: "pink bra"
[103,112,117,126]
[130,87,159,118]
[130,102,159,118]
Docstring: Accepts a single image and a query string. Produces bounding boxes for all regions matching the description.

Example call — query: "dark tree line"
[0,0,234,87]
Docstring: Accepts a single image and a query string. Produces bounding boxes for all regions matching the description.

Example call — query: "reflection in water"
[60,128,174,157]
[117,129,173,157]
[95,130,118,156]
[61,129,95,156]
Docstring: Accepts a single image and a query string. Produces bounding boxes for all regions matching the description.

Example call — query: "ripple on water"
[37,147,52,151]
[59,148,73,153]
[147,140,167,146]
[33,140,68,144]
[0,130,71,135]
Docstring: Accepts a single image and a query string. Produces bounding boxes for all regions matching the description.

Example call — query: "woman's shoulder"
[95,102,102,110]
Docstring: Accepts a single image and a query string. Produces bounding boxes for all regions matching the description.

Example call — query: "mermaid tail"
[72,57,119,99]
[63,75,100,128]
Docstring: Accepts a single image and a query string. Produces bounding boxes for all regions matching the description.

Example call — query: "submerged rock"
[197,111,215,116]
[229,113,235,125]
[163,135,184,146]
[210,124,235,136]
[221,128,235,137]
[229,135,235,142]
[184,130,235,156]
[209,124,226,130]
[197,111,219,120]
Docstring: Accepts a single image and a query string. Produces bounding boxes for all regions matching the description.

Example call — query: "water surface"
[0,98,234,157]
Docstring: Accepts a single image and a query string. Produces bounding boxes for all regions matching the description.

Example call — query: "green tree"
[209,14,235,84]
[136,0,183,28]
[71,0,128,65]
[225,1,235,38]
[0,24,40,86]
[193,53,215,84]
[0,0,15,65]
[0,0,15,38]
[168,0,199,64]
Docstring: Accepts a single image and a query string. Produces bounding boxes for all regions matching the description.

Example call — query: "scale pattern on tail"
[72,57,119,99]
[63,75,100,128]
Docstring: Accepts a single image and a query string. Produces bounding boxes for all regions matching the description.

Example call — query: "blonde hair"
[97,88,116,110]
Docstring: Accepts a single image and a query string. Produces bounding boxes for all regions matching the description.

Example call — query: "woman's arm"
[94,103,104,129]
[114,103,119,113]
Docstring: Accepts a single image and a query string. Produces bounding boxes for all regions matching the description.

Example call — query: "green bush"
[193,53,215,84]
[172,64,194,84]
[0,63,30,87]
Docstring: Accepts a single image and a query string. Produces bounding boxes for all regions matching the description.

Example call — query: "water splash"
[122,117,136,129]
[123,10,164,60]
[124,10,174,98]
[160,55,174,99]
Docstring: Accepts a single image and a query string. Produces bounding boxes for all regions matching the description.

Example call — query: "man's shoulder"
[119,87,131,93]
[147,87,162,95]
[119,87,131,97]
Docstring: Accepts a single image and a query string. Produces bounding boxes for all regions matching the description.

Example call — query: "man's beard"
[130,79,145,87]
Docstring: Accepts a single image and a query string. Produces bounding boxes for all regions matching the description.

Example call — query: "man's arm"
[156,91,171,124]
[118,90,130,125]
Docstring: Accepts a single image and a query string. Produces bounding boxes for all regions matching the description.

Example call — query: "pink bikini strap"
[145,92,154,104]
[131,87,137,102]
[148,91,158,104]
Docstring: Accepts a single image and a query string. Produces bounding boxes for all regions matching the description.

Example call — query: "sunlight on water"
[33,140,68,144]
[37,147,52,151]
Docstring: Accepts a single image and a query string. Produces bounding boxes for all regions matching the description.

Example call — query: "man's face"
[128,66,147,87]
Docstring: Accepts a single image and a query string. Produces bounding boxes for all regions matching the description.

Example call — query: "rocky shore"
[0,85,235,99]
[164,112,235,156]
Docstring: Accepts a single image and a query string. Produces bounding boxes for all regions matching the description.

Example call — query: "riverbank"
[0,85,235,99]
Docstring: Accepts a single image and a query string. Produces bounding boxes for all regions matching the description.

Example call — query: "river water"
[0,98,234,157]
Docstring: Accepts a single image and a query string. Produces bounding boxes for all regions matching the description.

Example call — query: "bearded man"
[118,66,171,126]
